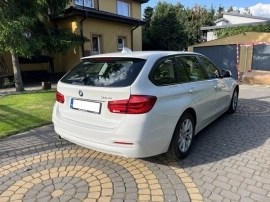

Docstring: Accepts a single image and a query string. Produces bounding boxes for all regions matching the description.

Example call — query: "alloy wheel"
[178,119,193,152]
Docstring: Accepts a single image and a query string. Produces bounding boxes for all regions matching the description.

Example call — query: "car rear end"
[52,54,172,158]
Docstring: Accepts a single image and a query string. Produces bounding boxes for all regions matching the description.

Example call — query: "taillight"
[108,95,157,114]
[56,91,65,104]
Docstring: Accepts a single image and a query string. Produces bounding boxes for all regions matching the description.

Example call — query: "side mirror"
[222,70,232,78]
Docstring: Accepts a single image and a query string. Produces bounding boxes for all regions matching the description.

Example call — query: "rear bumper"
[52,103,177,158]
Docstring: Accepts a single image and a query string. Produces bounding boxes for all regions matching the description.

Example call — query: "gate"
[252,44,270,71]
[194,45,238,80]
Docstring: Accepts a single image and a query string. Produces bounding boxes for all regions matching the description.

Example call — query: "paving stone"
[43,179,53,186]
[126,187,137,193]
[43,184,55,192]
[50,198,60,202]
[113,193,126,199]
[209,192,223,202]
[163,189,175,195]
[247,185,267,195]
[125,193,138,200]
[213,180,231,191]
[38,195,52,201]
[220,190,241,201]
[240,196,255,202]
[176,190,190,202]
[1,86,270,202]
[164,194,177,202]
[77,186,89,193]
[125,182,136,188]
[64,188,76,196]
[114,186,125,193]
[32,184,45,191]
[62,184,74,191]
[250,193,270,202]
[23,198,37,202]
[25,189,39,197]
[69,178,81,184]
[4,180,15,186]
[54,182,66,189]
[68,199,81,202]
[202,182,215,191]
[74,192,88,199]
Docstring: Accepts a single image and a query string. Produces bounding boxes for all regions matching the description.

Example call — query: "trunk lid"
[56,57,146,129]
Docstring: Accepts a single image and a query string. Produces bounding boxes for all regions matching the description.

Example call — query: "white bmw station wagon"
[52,51,239,159]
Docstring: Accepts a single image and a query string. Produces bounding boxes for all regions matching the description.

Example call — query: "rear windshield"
[61,58,146,87]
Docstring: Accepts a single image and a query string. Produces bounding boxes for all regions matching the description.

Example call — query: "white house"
[202,12,270,41]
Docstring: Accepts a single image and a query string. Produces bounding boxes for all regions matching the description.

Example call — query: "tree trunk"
[11,52,24,92]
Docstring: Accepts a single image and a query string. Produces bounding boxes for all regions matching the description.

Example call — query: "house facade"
[0,0,148,84]
[202,12,270,41]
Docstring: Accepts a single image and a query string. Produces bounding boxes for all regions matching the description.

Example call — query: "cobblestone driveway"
[0,85,270,202]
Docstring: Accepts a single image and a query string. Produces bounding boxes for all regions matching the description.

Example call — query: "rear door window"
[151,57,178,85]
[180,56,206,81]
[61,58,146,87]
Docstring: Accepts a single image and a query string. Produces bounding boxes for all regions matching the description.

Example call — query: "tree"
[141,2,216,51]
[150,2,186,50]
[142,6,154,43]
[215,5,225,20]
[226,6,240,14]
[242,7,252,15]
[177,4,215,46]
[0,0,89,92]
[227,6,234,13]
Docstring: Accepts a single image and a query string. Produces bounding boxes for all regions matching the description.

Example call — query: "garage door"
[252,44,270,71]
[194,45,238,80]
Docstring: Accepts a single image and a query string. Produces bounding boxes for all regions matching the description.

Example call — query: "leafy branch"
[214,24,270,39]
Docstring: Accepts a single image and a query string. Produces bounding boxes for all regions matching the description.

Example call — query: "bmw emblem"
[79,90,83,97]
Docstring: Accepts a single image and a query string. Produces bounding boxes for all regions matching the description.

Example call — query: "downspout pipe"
[97,0,99,10]
[80,10,87,57]
[131,25,139,51]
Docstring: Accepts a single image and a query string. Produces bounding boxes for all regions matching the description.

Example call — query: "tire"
[167,112,195,159]
[227,88,238,114]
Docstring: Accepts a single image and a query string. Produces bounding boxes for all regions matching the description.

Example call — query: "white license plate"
[70,99,101,114]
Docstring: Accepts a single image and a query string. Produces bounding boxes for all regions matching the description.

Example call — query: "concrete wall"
[189,32,270,49]
[207,32,217,41]
[188,32,270,76]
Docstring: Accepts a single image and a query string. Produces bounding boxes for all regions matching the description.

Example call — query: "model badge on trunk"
[79,90,83,97]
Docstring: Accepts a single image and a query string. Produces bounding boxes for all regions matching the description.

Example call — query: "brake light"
[56,91,65,104]
[108,95,157,114]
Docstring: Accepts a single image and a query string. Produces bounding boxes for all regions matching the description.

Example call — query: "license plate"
[70,99,101,114]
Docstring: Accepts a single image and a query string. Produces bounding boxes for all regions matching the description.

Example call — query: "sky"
[142,1,270,17]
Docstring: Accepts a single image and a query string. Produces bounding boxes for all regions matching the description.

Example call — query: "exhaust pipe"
[58,135,62,140]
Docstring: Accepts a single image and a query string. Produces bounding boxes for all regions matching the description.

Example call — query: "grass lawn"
[0,91,56,139]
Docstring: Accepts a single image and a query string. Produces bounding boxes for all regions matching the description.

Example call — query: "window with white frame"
[92,36,101,55]
[75,0,94,8]
[118,37,125,50]
[117,1,130,17]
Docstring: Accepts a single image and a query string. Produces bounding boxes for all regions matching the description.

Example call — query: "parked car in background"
[52,50,239,159]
